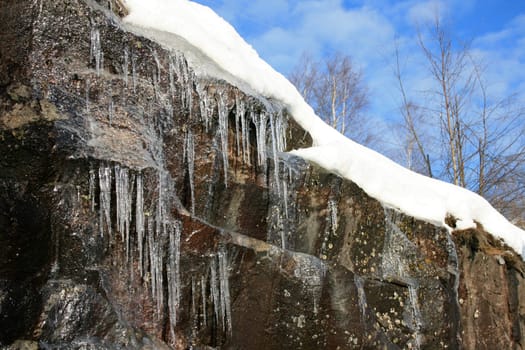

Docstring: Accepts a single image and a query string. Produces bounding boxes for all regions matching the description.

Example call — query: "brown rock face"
[0,1,524,349]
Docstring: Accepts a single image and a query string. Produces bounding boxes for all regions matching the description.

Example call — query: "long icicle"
[136,172,145,276]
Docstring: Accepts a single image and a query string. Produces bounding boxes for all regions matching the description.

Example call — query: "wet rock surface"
[1,1,524,349]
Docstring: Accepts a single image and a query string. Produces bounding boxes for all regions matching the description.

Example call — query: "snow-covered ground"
[123,0,525,258]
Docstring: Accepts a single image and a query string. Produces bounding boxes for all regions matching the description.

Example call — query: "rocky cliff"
[1,1,524,349]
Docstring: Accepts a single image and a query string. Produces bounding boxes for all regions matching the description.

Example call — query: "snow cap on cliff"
[123,0,525,258]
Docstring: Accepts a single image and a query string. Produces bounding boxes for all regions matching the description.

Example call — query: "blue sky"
[193,0,525,155]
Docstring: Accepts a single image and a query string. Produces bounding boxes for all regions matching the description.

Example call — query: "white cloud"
[248,1,395,74]
[407,0,445,26]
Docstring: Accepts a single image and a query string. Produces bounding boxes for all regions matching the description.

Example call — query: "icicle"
[168,221,182,339]
[354,274,368,325]
[186,131,196,215]
[196,83,211,131]
[115,165,133,261]
[235,94,245,159]
[177,53,193,114]
[240,105,251,165]
[90,28,103,75]
[147,216,157,309]
[201,275,207,327]
[274,111,287,152]
[282,180,289,220]
[218,93,229,186]
[218,248,232,334]
[151,224,165,317]
[150,172,166,317]
[153,50,162,83]
[136,173,145,276]
[252,110,268,171]
[123,48,129,86]
[169,54,193,114]
[269,113,280,194]
[156,171,167,238]
[89,168,96,212]
[210,256,220,327]
[98,165,112,237]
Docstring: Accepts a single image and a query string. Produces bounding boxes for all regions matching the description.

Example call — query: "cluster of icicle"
[90,165,182,338]
[87,27,296,340]
[89,164,234,339]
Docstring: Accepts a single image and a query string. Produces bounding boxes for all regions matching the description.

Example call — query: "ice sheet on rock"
[288,248,326,314]
[381,207,417,285]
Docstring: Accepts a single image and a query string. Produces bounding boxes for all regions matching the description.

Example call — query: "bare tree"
[398,14,525,224]
[289,52,369,143]
[394,43,433,177]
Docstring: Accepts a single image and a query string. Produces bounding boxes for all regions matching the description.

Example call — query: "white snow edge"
[122,0,525,258]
